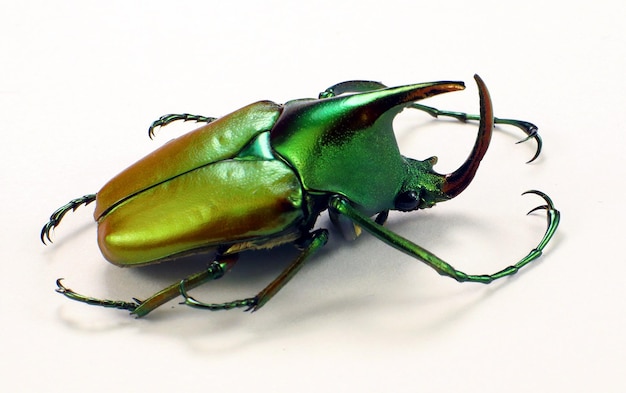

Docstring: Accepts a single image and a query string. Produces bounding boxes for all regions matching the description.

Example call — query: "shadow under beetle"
[41,75,560,317]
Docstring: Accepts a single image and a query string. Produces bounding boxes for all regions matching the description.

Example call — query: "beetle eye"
[395,190,420,212]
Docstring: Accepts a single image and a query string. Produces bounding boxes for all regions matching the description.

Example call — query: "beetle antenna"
[41,194,96,244]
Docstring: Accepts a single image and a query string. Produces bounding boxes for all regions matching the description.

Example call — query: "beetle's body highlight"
[42,75,559,317]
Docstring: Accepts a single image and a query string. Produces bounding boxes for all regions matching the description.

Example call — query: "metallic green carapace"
[41,75,560,317]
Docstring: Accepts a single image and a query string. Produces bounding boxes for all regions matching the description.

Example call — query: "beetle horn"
[441,74,494,199]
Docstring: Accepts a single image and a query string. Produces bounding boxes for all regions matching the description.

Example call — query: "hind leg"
[55,254,239,317]
[148,113,218,138]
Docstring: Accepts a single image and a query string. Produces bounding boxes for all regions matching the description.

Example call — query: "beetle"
[41,75,559,317]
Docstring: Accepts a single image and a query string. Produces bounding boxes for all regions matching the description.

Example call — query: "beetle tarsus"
[523,189,556,210]
[55,278,139,312]
[408,102,542,163]
[148,113,218,139]
[41,194,97,244]
[179,279,258,311]
[244,297,260,312]
[522,190,560,249]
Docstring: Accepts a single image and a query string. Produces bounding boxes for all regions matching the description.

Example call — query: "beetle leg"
[409,102,542,163]
[329,193,559,284]
[179,282,258,312]
[148,113,218,139]
[318,80,387,98]
[41,194,97,244]
[329,209,361,240]
[252,229,328,311]
[56,278,140,312]
[180,229,329,313]
[130,254,239,317]
[329,209,389,240]
[54,255,238,316]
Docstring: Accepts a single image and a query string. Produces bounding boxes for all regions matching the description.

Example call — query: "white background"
[2,1,624,392]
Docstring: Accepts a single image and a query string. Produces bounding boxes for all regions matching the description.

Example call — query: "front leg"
[409,102,541,163]
[329,193,559,284]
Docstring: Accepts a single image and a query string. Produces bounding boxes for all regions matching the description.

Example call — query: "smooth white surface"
[2,1,624,392]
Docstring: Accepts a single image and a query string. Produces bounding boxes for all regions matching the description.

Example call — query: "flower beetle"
[41,75,559,317]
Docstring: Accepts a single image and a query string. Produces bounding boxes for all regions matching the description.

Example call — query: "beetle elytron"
[41,75,559,317]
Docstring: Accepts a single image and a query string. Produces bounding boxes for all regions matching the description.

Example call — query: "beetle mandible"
[41,75,560,317]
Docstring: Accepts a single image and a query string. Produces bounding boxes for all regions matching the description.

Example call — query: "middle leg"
[181,229,329,312]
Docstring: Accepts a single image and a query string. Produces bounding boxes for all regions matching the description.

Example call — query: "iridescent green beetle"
[41,75,559,317]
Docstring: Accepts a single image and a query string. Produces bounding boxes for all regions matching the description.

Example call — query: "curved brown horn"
[442,74,494,198]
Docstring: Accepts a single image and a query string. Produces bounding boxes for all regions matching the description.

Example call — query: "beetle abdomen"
[97,159,304,266]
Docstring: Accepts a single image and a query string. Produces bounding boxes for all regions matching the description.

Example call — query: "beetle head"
[396,75,494,212]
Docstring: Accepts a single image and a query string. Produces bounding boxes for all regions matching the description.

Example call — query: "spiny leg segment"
[41,194,96,244]
[148,113,217,139]
[132,254,240,317]
[181,229,329,313]
[319,80,541,163]
[410,103,541,163]
[55,254,240,316]
[329,191,559,284]
[56,278,140,311]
